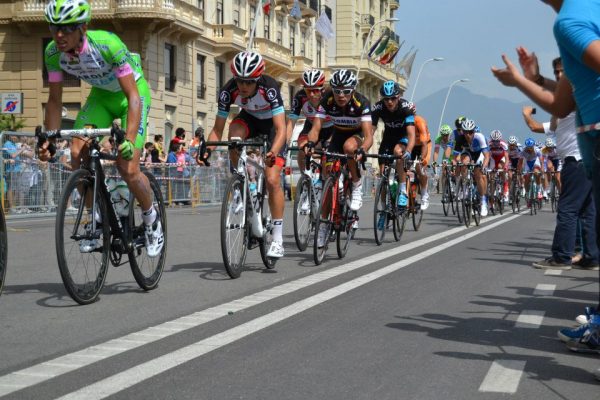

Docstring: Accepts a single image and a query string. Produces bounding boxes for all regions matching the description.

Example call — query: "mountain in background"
[415,86,552,143]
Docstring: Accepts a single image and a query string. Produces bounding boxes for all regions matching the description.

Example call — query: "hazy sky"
[393,1,558,104]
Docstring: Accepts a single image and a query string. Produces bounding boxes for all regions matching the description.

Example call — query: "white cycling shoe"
[317,224,328,248]
[350,184,363,211]
[145,218,164,258]
[421,194,430,210]
[267,241,284,258]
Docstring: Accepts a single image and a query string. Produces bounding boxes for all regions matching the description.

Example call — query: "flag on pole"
[403,49,418,79]
[378,40,399,65]
[368,34,384,58]
[262,0,271,15]
[372,28,390,57]
[290,0,302,19]
[395,46,414,74]
[315,11,334,38]
[381,40,403,65]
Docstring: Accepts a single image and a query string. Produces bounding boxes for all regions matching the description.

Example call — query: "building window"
[232,0,240,25]
[215,60,225,97]
[249,6,256,32]
[316,38,322,68]
[289,22,296,56]
[216,0,223,24]
[300,28,307,57]
[196,54,206,100]
[165,105,176,142]
[197,0,203,11]
[164,43,176,92]
[264,14,270,40]
[276,15,283,45]
[324,5,332,20]
[42,38,80,88]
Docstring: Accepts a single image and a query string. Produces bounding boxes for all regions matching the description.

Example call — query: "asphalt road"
[0,196,598,399]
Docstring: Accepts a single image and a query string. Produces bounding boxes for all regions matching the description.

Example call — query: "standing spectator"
[142,142,154,164]
[167,141,191,205]
[3,135,22,212]
[492,0,600,376]
[153,134,166,162]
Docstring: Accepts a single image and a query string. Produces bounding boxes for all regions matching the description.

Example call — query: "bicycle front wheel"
[336,201,353,259]
[128,171,167,291]
[293,175,312,251]
[56,169,110,305]
[441,176,451,217]
[459,180,471,228]
[412,183,423,231]
[221,175,248,278]
[313,177,334,265]
[0,205,7,296]
[373,178,389,245]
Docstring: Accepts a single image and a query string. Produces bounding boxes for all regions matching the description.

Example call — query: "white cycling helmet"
[489,129,502,141]
[545,137,556,147]
[508,136,518,145]
[302,69,325,88]
[330,69,357,88]
[461,118,476,132]
[230,51,265,79]
[45,0,91,25]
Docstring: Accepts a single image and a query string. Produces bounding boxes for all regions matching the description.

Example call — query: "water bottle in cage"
[107,178,130,217]
[249,181,264,237]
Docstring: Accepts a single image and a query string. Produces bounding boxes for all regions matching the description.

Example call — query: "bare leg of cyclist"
[395,144,408,207]
[343,136,363,212]
[417,164,429,209]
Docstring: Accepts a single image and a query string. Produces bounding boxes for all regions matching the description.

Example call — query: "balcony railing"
[390,0,399,10]
[361,14,375,25]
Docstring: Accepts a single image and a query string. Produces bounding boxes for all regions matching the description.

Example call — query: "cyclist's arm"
[522,111,545,133]
[118,74,142,144]
[286,117,296,145]
[307,115,322,144]
[45,82,63,131]
[420,141,431,165]
[207,116,227,149]
[443,145,452,162]
[360,120,373,151]
[405,125,416,154]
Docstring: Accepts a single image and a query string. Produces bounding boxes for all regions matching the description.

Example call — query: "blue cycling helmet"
[524,138,535,148]
[380,80,401,98]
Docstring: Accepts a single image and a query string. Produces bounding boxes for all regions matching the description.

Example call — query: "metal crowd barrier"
[0,130,374,219]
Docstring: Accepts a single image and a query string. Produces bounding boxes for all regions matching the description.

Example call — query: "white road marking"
[533,284,556,296]
[544,269,563,276]
[515,310,546,328]
[54,214,523,400]
[479,360,526,393]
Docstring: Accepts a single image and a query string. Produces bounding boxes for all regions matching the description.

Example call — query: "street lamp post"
[438,78,470,134]
[409,57,444,102]
[357,17,401,81]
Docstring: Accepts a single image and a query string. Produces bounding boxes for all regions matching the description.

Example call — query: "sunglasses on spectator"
[332,88,353,95]
[49,23,82,34]
[235,78,259,85]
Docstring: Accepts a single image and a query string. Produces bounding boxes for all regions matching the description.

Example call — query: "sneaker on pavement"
[572,258,600,271]
[421,194,430,210]
[350,184,363,211]
[532,257,572,270]
[266,241,284,258]
[558,323,593,343]
[565,331,600,354]
[79,223,102,253]
[145,218,164,258]
[317,224,328,248]
[480,201,488,217]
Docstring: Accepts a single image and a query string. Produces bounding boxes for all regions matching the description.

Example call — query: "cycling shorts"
[74,78,151,150]
[378,135,407,156]
[327,129,363,154]
[490,156,507,170]
[510,157,519,170]
[461,150,484,166]
[231,109,286,167]
[544,157,562,172]
[410,145,422,161]
[297,126,333,148]
[524,158,542,173]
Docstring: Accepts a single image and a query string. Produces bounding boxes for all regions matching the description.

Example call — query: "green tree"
[0,114,26,132]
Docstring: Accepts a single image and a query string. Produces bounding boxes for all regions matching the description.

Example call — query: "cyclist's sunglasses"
[382,96,398,102]
[305,88,323,95]
[464,130,475,135]
[235,77,259,85]
[332,88,353,95]
[49,23,82,34]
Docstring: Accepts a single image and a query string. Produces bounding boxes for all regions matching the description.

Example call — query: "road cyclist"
[540,137,562,201]
[304,69,374,249]
[36,0,166,303]
[517,138,544,211]
[487,129,510,213]
[205,51,287,262]
[412,112,433,210]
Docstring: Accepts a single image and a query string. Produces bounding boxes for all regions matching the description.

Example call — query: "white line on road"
[515,310,546,328]
[544,269,563,276]
[54,214,523,400]
[533,284,556,296]
[478,360,526,393]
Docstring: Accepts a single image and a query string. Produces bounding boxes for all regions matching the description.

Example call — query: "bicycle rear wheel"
[0,205,7,296]
[220,175,248,278]
[441,176,451,217]
[56,169,110,305]
[259,193,277,269]
[455,177,463,224]
[293,175,312,251]
[336,200,353,259]
[128,171,167,291]
[459,180,471,228]
[314,177,334,265]
[373,178,389,245]
[472,191,481,226]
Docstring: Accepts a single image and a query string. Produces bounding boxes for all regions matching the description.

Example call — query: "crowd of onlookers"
[1,126,230,213]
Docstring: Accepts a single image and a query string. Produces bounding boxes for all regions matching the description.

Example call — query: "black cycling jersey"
[315,90,372,134]
[371,97,415,143]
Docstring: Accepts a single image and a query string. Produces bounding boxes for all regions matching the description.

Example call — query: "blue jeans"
[552,157,598,263]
